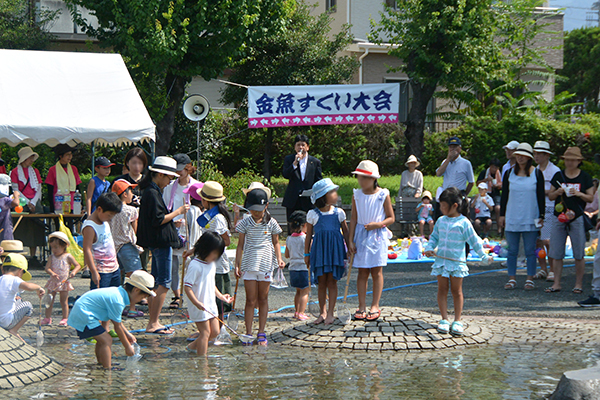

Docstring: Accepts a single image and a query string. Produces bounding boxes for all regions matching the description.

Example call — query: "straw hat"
[242,182,272,199]
[351,160,381,179]
[561,146,584,160]
[17,147,39,165]
[405,155,420,167]
[310,178,339,204]
[112,179,138,196]
[513,143,534,159]
[533,141,553,155]
[49,231,69,245]
[123,271,156,297]
[3,253,31,281]
[422,190,432,200]
[1,240,23,253]
[183,182,205,201]
[199,181,226,202]
[148,156,180,177]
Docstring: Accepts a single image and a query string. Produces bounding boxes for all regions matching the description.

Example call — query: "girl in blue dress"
[305,178,350,325]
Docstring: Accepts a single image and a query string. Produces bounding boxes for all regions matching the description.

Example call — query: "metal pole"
[196,121,201,180]
[91,141,95,172]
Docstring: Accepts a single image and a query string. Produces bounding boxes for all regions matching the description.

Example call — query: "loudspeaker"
[182,94,210,122]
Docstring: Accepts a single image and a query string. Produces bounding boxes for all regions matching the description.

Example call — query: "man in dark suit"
[282,135,323,221]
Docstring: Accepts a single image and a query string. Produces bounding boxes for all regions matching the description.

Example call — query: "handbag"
[270,268,288,289]
[557,171,594,232]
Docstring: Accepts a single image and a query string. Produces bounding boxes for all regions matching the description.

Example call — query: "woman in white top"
[162,154,198,309]
[399,155,423,198]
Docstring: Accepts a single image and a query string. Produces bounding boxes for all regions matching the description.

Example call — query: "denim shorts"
[289,270,309,289]
[150,247,172,289]
[90,269,121,290]
[76,324,106,340]
[117,243,143,274]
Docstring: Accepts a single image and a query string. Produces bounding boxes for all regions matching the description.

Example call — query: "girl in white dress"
[349,161,395,322]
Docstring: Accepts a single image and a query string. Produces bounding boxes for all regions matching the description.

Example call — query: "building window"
[385,0,399,10]
[326,0,336,12]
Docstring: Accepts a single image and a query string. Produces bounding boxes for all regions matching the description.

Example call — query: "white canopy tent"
[0,49,155,148]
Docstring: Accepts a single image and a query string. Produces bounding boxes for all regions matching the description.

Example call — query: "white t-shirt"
[286,233,307,271]
[183,258,217,322]
[537,161,561,208]
[186,205,203,248]
[473,194,494,218]
[306,207,346,225]
[163,177,199,256]
[201,213,232,274]
[0,275,24,328]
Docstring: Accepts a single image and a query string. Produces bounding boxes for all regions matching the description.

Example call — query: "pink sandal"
[40,318,52,326]
[59,319,68,327]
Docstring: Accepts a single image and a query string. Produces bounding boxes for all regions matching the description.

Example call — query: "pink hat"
[183,182,204,201]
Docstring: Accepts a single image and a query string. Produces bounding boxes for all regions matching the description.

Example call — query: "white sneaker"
[450,321,464,336]
[437,319,450,334]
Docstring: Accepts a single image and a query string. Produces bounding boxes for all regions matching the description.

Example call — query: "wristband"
[304,253,311,257]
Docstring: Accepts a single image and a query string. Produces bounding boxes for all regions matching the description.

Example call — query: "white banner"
[248,83,400,128]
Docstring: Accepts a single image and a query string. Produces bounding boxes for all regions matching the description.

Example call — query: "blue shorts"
[289,270,309,289]
[90,269,121,290]
[76,324,106,340]
[419,216,433,223]
[117,243,142,274]
[150,247,172,289]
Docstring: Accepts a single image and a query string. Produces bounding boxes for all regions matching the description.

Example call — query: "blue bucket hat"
[310,178,339,204]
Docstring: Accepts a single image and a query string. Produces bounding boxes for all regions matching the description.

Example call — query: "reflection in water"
[8,341,599,399]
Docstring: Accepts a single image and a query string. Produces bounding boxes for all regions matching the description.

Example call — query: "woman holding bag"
[546,147,594,294]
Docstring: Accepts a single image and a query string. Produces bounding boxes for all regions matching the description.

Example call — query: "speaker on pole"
[182,94,210,180]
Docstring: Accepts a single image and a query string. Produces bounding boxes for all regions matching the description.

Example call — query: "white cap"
[503,140,520,150]
[477,182,488,190]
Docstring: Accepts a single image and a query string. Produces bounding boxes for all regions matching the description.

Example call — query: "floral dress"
[45,253,74,292]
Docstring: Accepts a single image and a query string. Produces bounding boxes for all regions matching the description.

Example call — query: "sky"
[550,0,599,31]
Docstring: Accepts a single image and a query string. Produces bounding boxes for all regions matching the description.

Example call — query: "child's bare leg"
[428,220,434,237]
[437,276,450,320]
[257,281,270,334]
[298,287,309,315]
[94,332,113,369]
[324,274,338,324]
[419,220,425,237]
[474,219,481,235]
[449,277,464,321]
[59,291,69,320]
[315,275,328,323]
[294,289,300,314]
[101,321,109,331]
[8,316,29,341]
[244,280,258,335]
[356,268,370,312]
[370,267,383,313]
[484,220,492,235]
[45,292,56,319]
[209,318,220,342]
[192,321,211,356]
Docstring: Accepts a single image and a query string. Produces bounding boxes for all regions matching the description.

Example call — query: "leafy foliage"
[0,0,57,49]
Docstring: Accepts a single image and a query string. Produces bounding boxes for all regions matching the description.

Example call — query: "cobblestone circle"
[0,329,62,389]
[268,307,493,351]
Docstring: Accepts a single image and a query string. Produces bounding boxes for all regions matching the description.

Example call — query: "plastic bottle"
[54,189,63,214]
[62,191,71,214]
[73,190,82,214]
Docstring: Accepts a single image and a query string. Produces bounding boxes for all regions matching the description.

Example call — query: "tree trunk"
[263,127,273,182]
[154,74,189,156]
[404,80,437,159]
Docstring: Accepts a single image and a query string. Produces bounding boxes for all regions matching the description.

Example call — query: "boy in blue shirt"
[68,270,155,369]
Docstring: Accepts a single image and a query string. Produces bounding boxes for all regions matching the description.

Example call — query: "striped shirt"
[424,215,486,270]
[109,204,139,253]
[236,216,282,273]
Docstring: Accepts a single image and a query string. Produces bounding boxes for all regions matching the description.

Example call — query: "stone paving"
[0,328,62,389]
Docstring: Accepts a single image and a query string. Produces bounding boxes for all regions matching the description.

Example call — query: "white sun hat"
[351,160,381,179]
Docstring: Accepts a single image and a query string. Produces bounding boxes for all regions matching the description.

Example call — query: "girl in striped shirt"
[424,187,489,337]
[235,189,284,346]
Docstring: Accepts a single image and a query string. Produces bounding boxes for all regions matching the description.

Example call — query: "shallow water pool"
[7,337,599,399]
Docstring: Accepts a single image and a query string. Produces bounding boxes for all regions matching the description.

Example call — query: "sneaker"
[437,319,450,334]
[40,318,52,326]
[81,269,90,279]
[450,321,464,336]
[85,337,97,344]
[578,296,600,308]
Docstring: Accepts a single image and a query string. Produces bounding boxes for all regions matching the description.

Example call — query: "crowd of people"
[0,134,599,369]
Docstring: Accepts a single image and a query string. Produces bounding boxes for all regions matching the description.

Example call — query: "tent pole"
[150,141,155,164]
[91,141,95,172]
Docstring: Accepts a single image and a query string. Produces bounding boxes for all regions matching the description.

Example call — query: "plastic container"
[62,191,71,214]
[54,189,63,214]
[73,190,82,214]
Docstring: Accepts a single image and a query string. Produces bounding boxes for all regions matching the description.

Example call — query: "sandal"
[572,288,584,294]
[533,270,547,280]
[354,310,367,320]
[545,287,561,293]
[169,297,181,309]
[257,332,268,346]
[504,280,517,290]
[127,310,144,318]
[546,272,555,282]
[366,309,381,321]
[59,318,68,327]
[40,318,52,326]
[524,280,535,291]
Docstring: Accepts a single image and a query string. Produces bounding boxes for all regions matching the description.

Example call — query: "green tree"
[557,27,600,113]
[0,0,57,49]
[65,0,288,155]
[221,2,359,180]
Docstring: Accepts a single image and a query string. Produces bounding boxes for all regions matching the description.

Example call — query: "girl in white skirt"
[348,161,395,321]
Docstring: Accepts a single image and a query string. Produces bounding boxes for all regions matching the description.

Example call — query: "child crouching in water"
[42,232,81,326]
[424,187,490,336]
[68,270,155,369]
[0,254,45,341]
[235,188,284,346]
[285,210,309,321]
[184,232,233,356]
[306,178,349,325]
